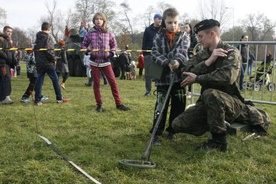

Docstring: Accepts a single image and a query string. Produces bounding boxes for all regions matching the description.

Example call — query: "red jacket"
[137,55,144,68]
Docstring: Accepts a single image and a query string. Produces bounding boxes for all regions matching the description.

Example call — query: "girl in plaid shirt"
[82,12,130,112]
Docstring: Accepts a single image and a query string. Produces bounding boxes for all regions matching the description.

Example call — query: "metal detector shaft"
[39,135,101,184]
[141,73,176,160]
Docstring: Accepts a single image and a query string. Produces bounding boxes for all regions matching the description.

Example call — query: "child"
[56,39,69,89]
[33,22,70,105]
[20,50,48,103]
[81,12,130,112]
[129,60,136,80]
[137,52,144,78]
[150,8,189,145]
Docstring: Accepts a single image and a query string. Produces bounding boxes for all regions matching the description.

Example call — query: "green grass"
[1,65,276,184]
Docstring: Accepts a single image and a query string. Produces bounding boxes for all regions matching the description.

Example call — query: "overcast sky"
[2,0,276,32]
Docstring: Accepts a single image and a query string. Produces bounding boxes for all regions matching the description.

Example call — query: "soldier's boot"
[197,132,227,152]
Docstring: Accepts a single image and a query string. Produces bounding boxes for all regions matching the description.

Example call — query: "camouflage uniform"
[172,41,245,135]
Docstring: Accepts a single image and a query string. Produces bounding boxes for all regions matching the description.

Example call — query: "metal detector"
[119,73,176,169]
[30,93,101,183]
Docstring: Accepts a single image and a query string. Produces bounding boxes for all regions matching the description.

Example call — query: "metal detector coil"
[119,74,176,169]
[119,159,156,169]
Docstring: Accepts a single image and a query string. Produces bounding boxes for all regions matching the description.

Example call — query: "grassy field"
[1,66,276,184]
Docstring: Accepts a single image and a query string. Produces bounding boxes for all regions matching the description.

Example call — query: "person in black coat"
[56,39,69,89]
[0,26,16,104]
[33,22,70,105]
[142,13,163,95]
[118,51,130,80]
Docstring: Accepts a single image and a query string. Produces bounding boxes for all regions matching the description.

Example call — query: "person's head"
[267,50,272,56]
[26,50,33,54]
[3,26,13,38]
[162,8,180,33]
[41,22,51,34]
[93,12,107,32]
[153,13,162,27]
[241,35,249,41]
[59,39,65,46]
[183,23,192,34]
[194,19,220,50]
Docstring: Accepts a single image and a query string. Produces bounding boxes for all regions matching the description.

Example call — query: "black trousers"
[0,64,11,101]
[150,82,186,135]
[22,76,36,98]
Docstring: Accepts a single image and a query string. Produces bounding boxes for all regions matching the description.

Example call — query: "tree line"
[1,0,275,60]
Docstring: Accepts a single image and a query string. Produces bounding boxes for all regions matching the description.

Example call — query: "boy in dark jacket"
[33,22,70,105]
[20,50,48,103]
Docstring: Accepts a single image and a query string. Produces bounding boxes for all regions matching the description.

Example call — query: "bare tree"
[143,6,156,28]
[0,7,7,29]
[156,1,174,12]
[11,28,31,48]
[239,13,276,60]
[62,8,75,31]
[197,0,231,32]
[42,0,64,43]
[26,28,37,45]
[120,1,134,44]
[75,0,94,24]
[242,13,276,41]
[73,0,117,32]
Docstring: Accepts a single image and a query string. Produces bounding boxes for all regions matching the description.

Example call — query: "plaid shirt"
[82,26,117,67]
[151,30,189,86]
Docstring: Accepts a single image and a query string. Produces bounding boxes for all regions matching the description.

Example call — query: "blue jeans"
[239,63,247,90]
[35,67,62,102]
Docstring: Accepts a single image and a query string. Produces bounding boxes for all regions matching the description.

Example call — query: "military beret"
[194,19,220,34]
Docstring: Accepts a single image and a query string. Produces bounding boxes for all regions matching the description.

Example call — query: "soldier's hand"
[181,72,197,87]
[205,48,229,66]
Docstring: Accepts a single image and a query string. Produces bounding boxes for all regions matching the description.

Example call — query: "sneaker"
[168,132,176,141]
[60,82,66,89]
[196,139,227,152]
[41,96,49,101]
[144,91,151,96]
[152,135,161,146]
[21,97,31,103]
[56,98,71,103]
[186,92,191,99]
[35,101,43,106]
[96,105,103,112]
[116,104,130,111]
[1,96,14,104]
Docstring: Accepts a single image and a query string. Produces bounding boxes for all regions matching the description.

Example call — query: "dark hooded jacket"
[0,33,15,67]
[142,23,162,56]
[33,31,56,72]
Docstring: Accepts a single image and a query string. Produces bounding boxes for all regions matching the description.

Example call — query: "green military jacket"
[183,41,243,101]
